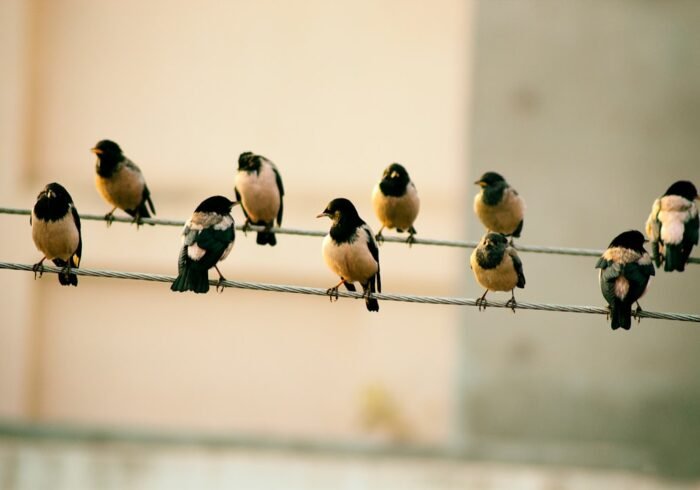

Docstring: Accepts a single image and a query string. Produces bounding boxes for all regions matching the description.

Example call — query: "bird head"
[194,195,239,215]
[37,182,71,203]
[317,198,361,224]
[481,232,508,251]
[381,163,410,184]
[474,171,506,188]
[91,139,123,162]
[238,152,261,172]
[664,180,699,201]
[608,230,648,254]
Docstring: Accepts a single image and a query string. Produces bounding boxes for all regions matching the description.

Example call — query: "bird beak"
[46,189,55,199]
[317,211,330,219]
[91,148,102,155]
[390,171,399,179]
[231,201,240,207]
[474,180,483,186]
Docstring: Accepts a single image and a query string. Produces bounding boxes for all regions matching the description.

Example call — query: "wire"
[1,262,698,323]
[2,207,698,263]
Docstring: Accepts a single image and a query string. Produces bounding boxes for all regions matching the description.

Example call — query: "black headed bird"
[30,182,82,286]
[234,151,284,246]
[92,139,156,226]
[371,163,420,245]
[318,198,381,312]
[595,230,655,330]
[473,172,525,239]
[171,196,237,294]
[645,180,699,272]
[470,232,525,312]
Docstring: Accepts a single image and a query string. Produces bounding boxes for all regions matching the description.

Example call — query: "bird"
[171,196,238,294]
[30,182,82,286]
[470,232,525,312]
[595,230,655,330]
[645,180,699,272]
[473,172,525,240]
[318,198,381,312]
[92,139,156,226]
[371,163,420,245]
[234,151,284,246]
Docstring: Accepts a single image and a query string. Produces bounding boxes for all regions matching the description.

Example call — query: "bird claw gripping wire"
[32,260,45,279]
[326,286,340,302]
[505,296,518,313]
[633,302,644,324]
[241,220,252,236]
[374,231,385,245]
[406,233,416,247]
[214,266,226,293]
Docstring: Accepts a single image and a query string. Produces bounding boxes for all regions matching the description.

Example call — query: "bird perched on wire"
[234,151,284,246]
[318,198,381,312]
[371,163,420,246]
[171,196,238,294]
[30,182,82,286]
[470,232,525,312]
[645,180,698,272]
[92,139,156,226]
[473,172,524,240]
[595,230,655,330]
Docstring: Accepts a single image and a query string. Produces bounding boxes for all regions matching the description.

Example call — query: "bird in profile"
[92,139,156,227]
[645,180,698,272]
[234,151,284,246]
[470,232,525,312]
[473,172,524,240]
[371,163,420,246]
[595,230,655,330]
[318,198,381,312]
[30,182,82,286]
[171,196,237,294]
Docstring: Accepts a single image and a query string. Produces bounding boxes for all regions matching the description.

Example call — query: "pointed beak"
[390,171,399,179]
[46,189,55,199]
[91,148,102,155]
[474,180,482,186]
[231,201,240,207]
[317,211,330,219]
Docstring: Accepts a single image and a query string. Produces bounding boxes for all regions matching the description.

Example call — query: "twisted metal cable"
[1,262,698,322]
[3,207,698,263]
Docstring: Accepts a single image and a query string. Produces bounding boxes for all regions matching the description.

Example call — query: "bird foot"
[475,297,488,312]
[505,297,517,313]
[633,303,643,324]
[375,232,384,245]
[326,286,339,302]
[241,220,252,236]
[215,277,226,293]
[32,261,45,279]
[406,233,416,247]
[104,212,115,227]
[132,214,144,229]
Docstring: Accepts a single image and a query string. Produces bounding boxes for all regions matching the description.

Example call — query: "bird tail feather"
[664,244,682,272]
[171,265,209,293]
[610,301,632,330]
[256,231,277,246]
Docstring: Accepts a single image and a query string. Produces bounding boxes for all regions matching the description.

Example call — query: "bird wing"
[192,225,235,270]
[596,258,620,305]
[622,260,655,302]
[123,158,143,175]
[685,213,699,246]
[272,164,285,226]
[143,184,156,215]
[364,226,381,293]
[234,187,251,221]
[508,248,526,288]
[71,205,82,267]
[645,198,662,242]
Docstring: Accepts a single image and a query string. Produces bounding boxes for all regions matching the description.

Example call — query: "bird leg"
[214,265,226,293]
[241,219,252,235]
[475,289,489,311]
[374,226,385,245]
[32,257,46,279]
[505,290,518,313]
[104,207,117,227]
[132,210,144,229]
[406,226,417,247]
[326,279,345,302]
[633,301,644,324]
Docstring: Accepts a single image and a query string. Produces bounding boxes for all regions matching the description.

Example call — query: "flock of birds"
[28,139,698,329]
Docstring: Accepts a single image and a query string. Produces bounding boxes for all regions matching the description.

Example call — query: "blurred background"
[0,0,699,488]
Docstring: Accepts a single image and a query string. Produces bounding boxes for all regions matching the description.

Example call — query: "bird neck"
[475,246,505,269]
[96,155,122,177]
[34,198,70,222]
[379,179,407,197]
[482,183,506,206]
[330,218,363,244]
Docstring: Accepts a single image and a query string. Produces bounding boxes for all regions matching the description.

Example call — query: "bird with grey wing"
[645,180,699,272]
[234,151,284,246]
[473,171,524,241]
[171,196,238,294]
[92,139,156,227]
[470,232,525,312]
[595,230,655,330]
[30,182,82,286]
[372,163,420,246]
[318,198,381,312]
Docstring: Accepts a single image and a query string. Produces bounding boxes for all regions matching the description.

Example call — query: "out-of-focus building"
[0,0,699,487]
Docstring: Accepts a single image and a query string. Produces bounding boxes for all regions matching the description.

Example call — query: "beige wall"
[0,0,472,445]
